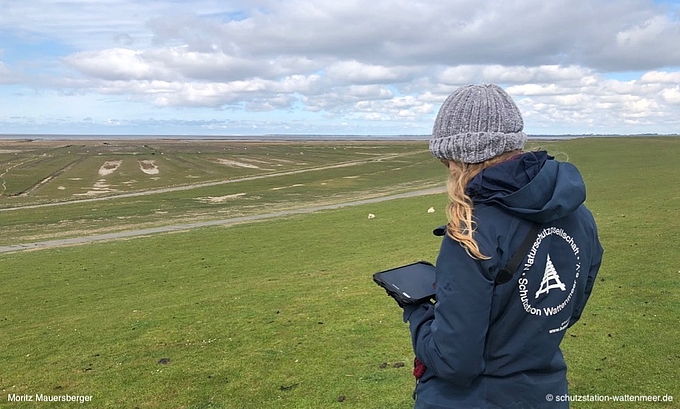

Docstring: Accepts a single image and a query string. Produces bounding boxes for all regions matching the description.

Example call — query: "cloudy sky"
[1,0,679,136]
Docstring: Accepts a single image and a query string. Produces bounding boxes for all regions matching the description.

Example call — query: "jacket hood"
[466,151,586,223]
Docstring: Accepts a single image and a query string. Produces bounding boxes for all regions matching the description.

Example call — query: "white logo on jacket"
[516,227,580,331]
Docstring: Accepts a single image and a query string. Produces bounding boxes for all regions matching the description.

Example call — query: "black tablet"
[373,261,436,305]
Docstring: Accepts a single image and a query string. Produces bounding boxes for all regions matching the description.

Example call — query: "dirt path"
[0,150,427,212]
[0,187,444,253]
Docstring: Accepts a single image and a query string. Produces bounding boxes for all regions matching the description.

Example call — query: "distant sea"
[0,134,584,141]
[0,133,674,141]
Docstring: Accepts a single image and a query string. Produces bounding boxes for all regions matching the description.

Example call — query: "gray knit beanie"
[429,84,526,164]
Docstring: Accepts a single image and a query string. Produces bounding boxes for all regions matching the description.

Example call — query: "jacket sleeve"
[404,235,495,387]
[568,230,604,327]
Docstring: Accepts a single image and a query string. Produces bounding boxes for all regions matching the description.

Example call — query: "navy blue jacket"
[405,151,603,409]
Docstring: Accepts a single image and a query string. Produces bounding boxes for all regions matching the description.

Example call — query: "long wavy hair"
[444,150,523,260]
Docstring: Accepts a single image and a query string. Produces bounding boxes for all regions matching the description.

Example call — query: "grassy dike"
[1,137,679,408]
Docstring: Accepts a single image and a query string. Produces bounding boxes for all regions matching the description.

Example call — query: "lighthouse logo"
[535,254,566,298]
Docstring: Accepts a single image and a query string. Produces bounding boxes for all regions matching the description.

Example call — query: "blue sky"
[1,0,680,136]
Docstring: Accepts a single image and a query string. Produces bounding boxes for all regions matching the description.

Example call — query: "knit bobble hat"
[429,84,527,164]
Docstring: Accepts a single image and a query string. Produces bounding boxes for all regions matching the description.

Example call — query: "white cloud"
[0,62,15,84]
[86,74,324,109]
[2,0,680,135]
[641,70,680,84]
[325,61,414,84]
[353,95,435,121]
[303,84,394,113]
[439,65,595,87]
[660,87,680,105]
[64,48,166,81]
[616,15,675,47]
[245,94,296,112]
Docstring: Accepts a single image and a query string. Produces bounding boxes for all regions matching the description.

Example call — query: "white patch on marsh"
[98,160,122,176]
[139,160,159,175]
[196,193,246,203]
[271,184,305,191]
[214,158,260,169]
[74,178,118,196]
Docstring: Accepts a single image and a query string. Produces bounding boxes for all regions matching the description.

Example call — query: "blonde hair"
[444,150,523,260]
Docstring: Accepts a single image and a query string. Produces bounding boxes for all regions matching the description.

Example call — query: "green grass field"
[0,140,443,246]
[0,137,678,408]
